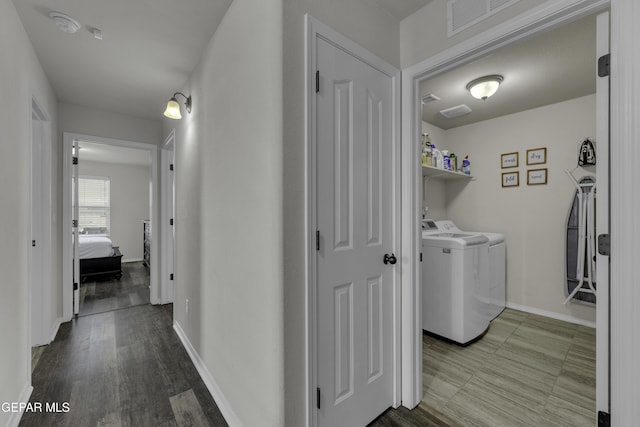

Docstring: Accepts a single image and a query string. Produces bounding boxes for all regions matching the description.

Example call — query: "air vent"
[440,104,472,119]
[422,93,441,104]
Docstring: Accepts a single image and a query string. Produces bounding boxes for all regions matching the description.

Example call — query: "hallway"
[22,305,227,427]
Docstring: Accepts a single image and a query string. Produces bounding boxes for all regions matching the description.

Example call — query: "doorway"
[401,0,610,421]
[62,133,161,320]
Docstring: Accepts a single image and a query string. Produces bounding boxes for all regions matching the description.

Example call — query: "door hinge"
[316,230,320,251]
[170,163,174,171]
[170,218,174,226]
[32,240,36,247]
[598,234,610,256]
[598,411,610,427]
[598,53,610,77]
[317,387,321,409]
[72,156,78,165]
[72,219,78,228]
[73,282,78,291]
[316,70,320,93]
[170,273,174,281]
[420,252,423,262]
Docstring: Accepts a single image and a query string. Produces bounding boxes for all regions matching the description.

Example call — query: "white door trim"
[305,14,402,427]
[160,129,176,304]
[62,132,160,320]
[609,1,640,424]
[28,94,54,347]
[401,0,610,409]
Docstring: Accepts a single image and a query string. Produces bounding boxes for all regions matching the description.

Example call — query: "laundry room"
[416,11,602,425]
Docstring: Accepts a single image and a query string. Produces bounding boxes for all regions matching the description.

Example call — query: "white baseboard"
[506,302,596,328]
[5,382,33,427]
[48,317,63,344]
[122,258,143,263]
[173,321,241,427]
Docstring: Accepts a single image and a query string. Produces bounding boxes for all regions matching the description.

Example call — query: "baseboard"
[48,317,63,344]
[122,258,143,263]
[173,321,241,427]
[5,382,33,427]
[506,302,596,328]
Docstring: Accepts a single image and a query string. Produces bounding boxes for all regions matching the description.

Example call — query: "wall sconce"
[466,75,503,100]
[163,92,192,119]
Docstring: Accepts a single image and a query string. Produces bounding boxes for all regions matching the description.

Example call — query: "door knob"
[383,253,397,265]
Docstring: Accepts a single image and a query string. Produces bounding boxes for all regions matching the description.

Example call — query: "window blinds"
[78,176,110,235]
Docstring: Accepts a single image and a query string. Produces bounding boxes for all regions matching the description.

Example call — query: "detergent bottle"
[462,155,471,175]
[431,144,443,169]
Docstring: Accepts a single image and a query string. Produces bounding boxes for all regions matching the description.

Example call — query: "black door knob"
[383,253,397,265]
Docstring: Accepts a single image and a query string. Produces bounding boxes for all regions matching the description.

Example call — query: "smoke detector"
[49,12,81,34]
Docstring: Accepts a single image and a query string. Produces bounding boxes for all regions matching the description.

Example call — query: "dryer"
[421,220,490,344]
[436,220,506,320]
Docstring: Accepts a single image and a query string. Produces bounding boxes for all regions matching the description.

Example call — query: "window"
[78,176,110,235]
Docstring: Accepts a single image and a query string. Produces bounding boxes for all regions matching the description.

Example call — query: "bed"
[78,235,123,281]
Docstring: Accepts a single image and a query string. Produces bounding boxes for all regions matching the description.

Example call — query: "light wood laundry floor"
[372,308,595,427]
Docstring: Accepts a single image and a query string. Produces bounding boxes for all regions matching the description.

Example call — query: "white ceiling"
[12,0,233,121]
[421,13,597,130]
[13,1,596,128]
[78,141,151,166]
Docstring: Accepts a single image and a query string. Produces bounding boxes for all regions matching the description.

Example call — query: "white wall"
[282,2,400,425]
[426,95,596,324]
[79,161,150,262]
[400,0,548,68]
[163,0,284,425]
[0,0,58,425]
[58,102,162,146]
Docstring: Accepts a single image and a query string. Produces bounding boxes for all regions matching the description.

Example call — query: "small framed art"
[527,168,548,185]
[526,147,547,165]
[501,152,519,169]
[502,171,519,187]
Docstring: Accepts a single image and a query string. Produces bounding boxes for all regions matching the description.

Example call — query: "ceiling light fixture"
[163,92,192,120]
[49,12,81,34]
[466,75,503,100]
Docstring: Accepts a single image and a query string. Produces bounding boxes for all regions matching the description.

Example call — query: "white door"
[72,142,80,315]
[595,10,610,418]
[316,36,396,426]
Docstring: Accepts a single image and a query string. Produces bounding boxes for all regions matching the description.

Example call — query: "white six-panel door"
[315,35,396,427]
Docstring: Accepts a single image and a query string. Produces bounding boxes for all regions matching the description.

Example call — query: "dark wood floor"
[22,304,228,427]
[79,261,150,317]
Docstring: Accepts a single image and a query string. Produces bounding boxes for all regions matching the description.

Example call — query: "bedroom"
[76,141,152,316]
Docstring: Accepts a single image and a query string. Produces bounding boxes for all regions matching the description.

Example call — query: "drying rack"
[564,169,596,304]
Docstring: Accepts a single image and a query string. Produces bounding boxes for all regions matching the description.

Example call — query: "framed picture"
[527,147,547,165]
[527,168,548,185]
[502,171,519,187]
[501,152,519,169]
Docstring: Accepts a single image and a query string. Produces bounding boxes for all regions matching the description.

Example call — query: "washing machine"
[436,220,506,320]
[421,220,491,345]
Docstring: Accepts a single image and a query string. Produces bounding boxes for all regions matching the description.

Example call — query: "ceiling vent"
[422,93,441,104]
[440,104,472,119]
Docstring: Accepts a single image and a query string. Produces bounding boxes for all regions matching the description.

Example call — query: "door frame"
[160,129,176,304]
[62,132,160,320]
[401,0,610,409]
[305,14,402,427]
[28,94,54,347]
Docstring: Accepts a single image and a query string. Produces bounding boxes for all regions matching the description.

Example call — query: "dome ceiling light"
[466,75,504,100]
